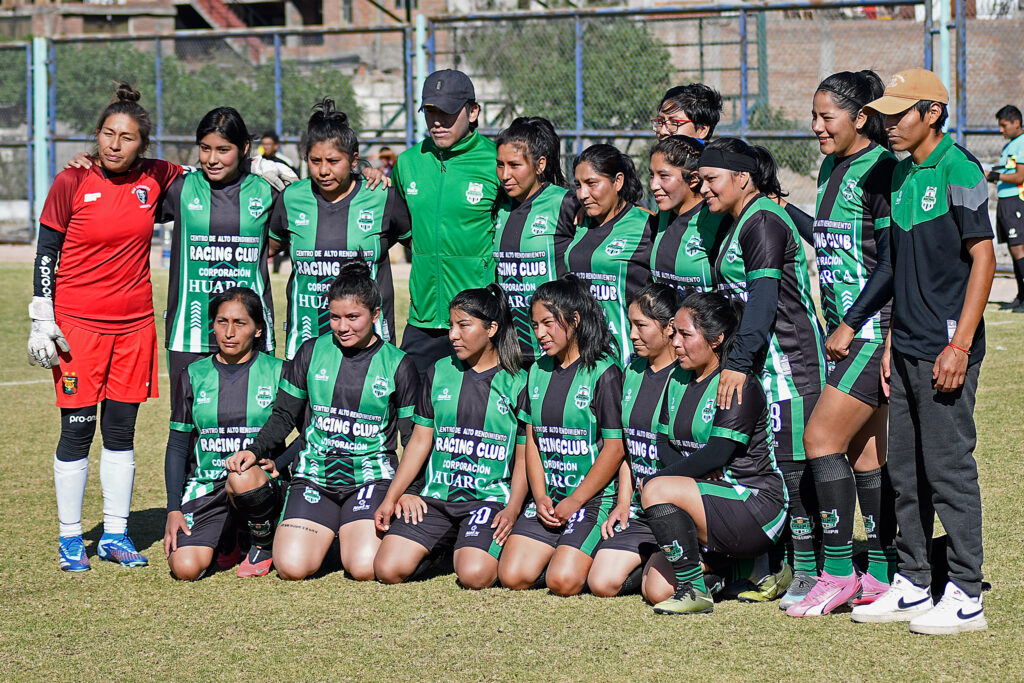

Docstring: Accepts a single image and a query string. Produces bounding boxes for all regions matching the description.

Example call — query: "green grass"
[0,262,1021,680]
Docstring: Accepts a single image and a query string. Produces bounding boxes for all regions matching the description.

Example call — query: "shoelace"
[674,582,697,601]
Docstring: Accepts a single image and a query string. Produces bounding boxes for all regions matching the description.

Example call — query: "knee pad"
[100,400,139,451]
[57,406,98,462]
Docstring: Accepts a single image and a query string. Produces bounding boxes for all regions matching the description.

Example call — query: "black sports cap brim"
[418,96,470,115]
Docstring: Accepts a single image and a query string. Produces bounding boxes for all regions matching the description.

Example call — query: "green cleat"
[737,562,794,603]
[653,583,715,615]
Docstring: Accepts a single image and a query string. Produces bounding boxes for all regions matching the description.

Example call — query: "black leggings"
[56,400,139,462]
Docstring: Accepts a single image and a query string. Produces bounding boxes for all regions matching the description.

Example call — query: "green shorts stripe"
[696,480,751,501]
[579,497,614,556]
[835,341,879,395]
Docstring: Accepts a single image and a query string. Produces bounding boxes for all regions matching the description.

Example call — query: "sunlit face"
[998,117,1023,140]
[328,296,379,348]
[649,151,694,213]
[655,103,704,141]
[424,104,479,150]
[497,142,545,200]
[198,132,245,183]
[699,166,749,215]
[628,301,674,360]
[811,90,866,157]
[884,105,935,153]
[531,301,574,358]
[213,299,260,362]
[307,140,356,198]
[449,307,497,363]
[575,161,623,221]
[96,113,146,173]
[671,308,720,372]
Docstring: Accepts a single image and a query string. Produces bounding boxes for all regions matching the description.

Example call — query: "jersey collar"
[914,133,953,169]
[424,129,481,159]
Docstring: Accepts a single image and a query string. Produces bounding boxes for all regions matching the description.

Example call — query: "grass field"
[1,262,1022,680]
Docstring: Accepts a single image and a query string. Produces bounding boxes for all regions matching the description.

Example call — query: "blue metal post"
[274,33,283,136]
[955,0,966,144]
[426,19,436,73]
[26,44,34,239]
[415,15,427,141]
[47,40,56,184]
[403,27,415,147]
[154,38,164,160]
[923,0,933,70]
[574,15,583,154]
[739,10,748,139]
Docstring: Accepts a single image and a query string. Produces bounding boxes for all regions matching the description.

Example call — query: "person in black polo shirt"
[840,69,995,634]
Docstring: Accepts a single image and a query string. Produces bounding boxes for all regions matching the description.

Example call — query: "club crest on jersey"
[437,388,452,401]
[605,238,627,256]
[61,372,78,395]
[701,397,715,423]
[725,241,740,263]
[303,487,321,504]
[821,509,839,530]
[531,385,540,399]
[524,503,537,519]
[248,197,265,219]
[187,196,203,211]
[197,390,211,404]
[314,368,330,382]
[407,182,419,196]
[183,512,194,528]
[372,375,389,398]
[574,385,591,409]
[842,178,858,202]
[295,212,310,227]
[531,216,549,236]
[132,184,152,207]
[256,386,273,409]
[921,186,938,211]
[466,182,484,205]
[496,394,511,415]
[358,210,375,233]
[684,235,702,258]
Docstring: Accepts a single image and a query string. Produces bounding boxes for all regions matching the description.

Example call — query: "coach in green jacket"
[394,70,500,372]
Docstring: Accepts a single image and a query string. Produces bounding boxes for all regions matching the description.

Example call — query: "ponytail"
[816,70,889,149]
[305,98,359,159]
[327,259,380,313]
[496,116,566,187]
[531,275,614,369]
[449,284,522,374]
[679,292,744,367]
[629,282,682,328]
[573,144,644,206]
[95,82,152,153]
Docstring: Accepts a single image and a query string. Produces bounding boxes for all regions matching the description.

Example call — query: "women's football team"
[32,70,907,619]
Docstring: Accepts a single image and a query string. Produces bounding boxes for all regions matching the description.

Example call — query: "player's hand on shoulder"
[226,450,257,473]
[362,166,391,190]
[163,510,190,557]
[64,153,93,170]
[716,369,747,410]
[396,493,426,524]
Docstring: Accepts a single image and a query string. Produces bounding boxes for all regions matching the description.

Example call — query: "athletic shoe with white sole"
[97,533,148,567]
[852,573,890,605]
[908,582,987,635]
[237,546,273,578]
[737,562,793,603]
[851,573,932,623]
[653,583,714,615]
[786,571,860,617]
[58,535,91,572]
[778,570,818,610]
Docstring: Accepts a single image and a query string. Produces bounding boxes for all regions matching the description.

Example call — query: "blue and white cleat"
[58,535,91,572]
[97,533,148,567]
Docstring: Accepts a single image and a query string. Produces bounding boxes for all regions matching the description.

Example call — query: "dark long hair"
[327,259,380,313]
[496,116,566,187]
[702,137,786,198]
[816,70,889,149]
[305,98,359,159]
[531,275,614,369]
[449,284,522,374]
[209,286,269,353]
[94,82,152,155]
[630,283,683,329]
[679,292,744,366]
[573,144,644,206]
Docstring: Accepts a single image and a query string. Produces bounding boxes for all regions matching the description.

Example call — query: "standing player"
[986,105,1024,311]
[393,69,500,373]
[640,293,787,615]
[498,276,625,596]
[493,116,579,364]
[29,83,181,571]
[564,144,654,365]
[786,71,899,616]
[268,99,410,358]
[699,138,827,602]
[373,286,529,589]
[164,288,292,580]
[649,135,729,297]
[161,107,278,406]
[232,262,419,581]
[845,69,994,634]
[652,84,723,143]
[259,130,298,175]
[587,284,681,598]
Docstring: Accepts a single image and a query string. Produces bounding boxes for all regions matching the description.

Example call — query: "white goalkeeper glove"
[249,156,298,192]
[27,296,70,369]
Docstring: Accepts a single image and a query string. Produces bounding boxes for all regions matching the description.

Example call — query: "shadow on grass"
[84,507,167,552]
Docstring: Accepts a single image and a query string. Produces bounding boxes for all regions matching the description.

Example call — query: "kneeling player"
[164,288,292,580]
[372,286,528,589]
[234,262,419,580]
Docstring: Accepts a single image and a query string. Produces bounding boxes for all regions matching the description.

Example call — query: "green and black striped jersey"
[814,144,896,339]
[170,352,283,504]
[414,356,528,504]
[621,357,677,508]
[658,367,787,540]
[564,205,654,364]
[268,178,410,358]
[526,355,623,506]
[713,195,826,402]
[493,184,578,362]
[281,335,419,488]
[161,170,277,353]
[651,202,728,297]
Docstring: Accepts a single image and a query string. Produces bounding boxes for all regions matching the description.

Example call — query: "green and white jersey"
[651,202,728,297]
[713,195,827,402]
[170,352,283,504]
[281,335,419,488]
[621,357,677,511]
[161,170,277,353]
[414,356,528,504]
[997,133,1024,198]
[493,184,578,362]
[526,355,623,506]
[814,144,896,339]
[268,178,410,358]
[564,205,654,365]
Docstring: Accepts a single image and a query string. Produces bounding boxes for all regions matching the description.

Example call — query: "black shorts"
[399,325,452,375]
[177,477,283,550]
[826,339,887,407]
[509,496,612,557]
[387,498,504,559]
[166,350,213,409]
[697,480,781,558]
[595,510,658,556]
[996,195,1024,245]
[769,391,819,463]
[281,477,389,531]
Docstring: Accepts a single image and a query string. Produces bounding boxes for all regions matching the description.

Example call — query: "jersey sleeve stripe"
[746,267,782,282]
[281,378,307,399]
[710,426,751,445]
[169,421,193,433]
[600,427,624,439]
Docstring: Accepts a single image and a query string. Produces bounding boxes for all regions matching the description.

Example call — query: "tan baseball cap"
[864,68,949,115]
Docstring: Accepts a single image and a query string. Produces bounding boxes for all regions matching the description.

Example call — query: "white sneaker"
[909,582,987,635]
[850,573,933,623]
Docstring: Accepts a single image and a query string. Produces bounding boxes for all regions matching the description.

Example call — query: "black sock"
[231,481,279,550]
[645,503,706,593]
[617,565,644,596]
[406,555,434,582]
[856,466,898,583]
[810,453,856,577]
[781,460,818,574]
[1014,257,1024,302]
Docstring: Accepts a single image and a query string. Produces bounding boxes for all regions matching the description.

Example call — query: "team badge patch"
[466,182,484,205]
[725,241,740,263]
[661,540,684,562]
[314,368,330,382]
[303,487,321,504]
[685,235,702,258]
[820,509,839,530]
[372,375,389,398]
[183,512,194,528]
[701,397,715,423]
[437,388,452,401]
[863,514,876,534]
[187,197,203,211]
[842,178,858,202]
[496,394,511,415]
[574,385,591,409]
[248,197,265,219]
[623,388,633,404]
[132,185,150,207]
[358,209,375,233]
[921,186,938,211]
[197,390,211,405]
[407,182,419,196]
[256,385,273,409]
[605,238,627,256]
[531,215,549,236]
[790,516,813,538]
[61,372,78,395]
[295,212,310,227]
[524,503,537,519]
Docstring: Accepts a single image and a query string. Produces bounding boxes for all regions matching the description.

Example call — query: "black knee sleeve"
[232,479,280,548]
[57,406,98,462]
[100,400,139,450]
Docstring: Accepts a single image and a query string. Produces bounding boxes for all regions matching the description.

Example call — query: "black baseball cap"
[420,69,476,115]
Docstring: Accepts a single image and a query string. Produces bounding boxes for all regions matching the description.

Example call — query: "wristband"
[946,343,970,355]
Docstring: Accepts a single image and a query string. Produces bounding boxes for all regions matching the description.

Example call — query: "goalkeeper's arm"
[28,226,70,368]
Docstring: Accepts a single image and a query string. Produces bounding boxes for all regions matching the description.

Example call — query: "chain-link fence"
[0,42,33,243]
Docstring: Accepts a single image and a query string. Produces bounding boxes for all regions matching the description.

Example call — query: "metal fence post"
[154,38,164,161]
[403,27,415,147]
[923,0,933,70]
[26,43,34,238]
[273,33,283,137]
[755,10,768,111]
[415,15,427,141]
[739,9,748,140]
[954,0,966,144]
[46,40,56,185]
[574,15,583,154]
[426,19,436,74]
